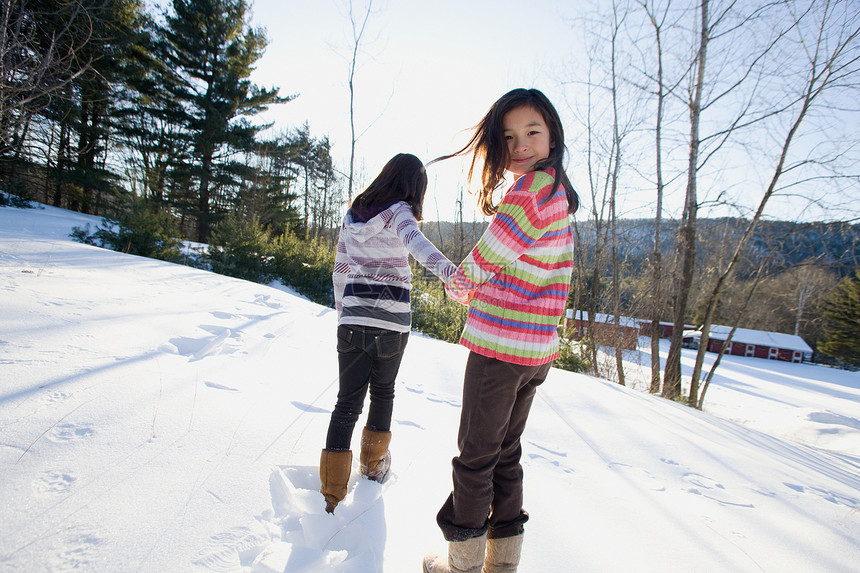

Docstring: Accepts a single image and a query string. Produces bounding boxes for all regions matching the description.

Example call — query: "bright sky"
[247,0,581,222]
[142,0,856,224]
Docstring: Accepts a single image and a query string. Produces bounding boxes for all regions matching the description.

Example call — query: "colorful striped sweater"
[333,201,455,333]
[445,169,574,366]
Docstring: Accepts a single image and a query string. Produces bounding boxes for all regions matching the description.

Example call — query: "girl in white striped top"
[320,153,455,514]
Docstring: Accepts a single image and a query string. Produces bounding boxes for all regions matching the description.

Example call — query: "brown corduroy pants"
[437,351,552,542]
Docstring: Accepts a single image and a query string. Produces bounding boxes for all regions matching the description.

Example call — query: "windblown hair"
[430,88,579,216]
[351,153,429,221]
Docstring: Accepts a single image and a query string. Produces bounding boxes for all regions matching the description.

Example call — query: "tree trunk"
[303,163,310,240]
[54,121,70,208]
[646,2,667,394]
[197,153,213,243]
[689,84,817,402]
[697,255,770,409]
[609,0,626,386]
[346,0,372,202]
[663,0,709,402]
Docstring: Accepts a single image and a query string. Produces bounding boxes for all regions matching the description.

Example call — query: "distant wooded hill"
[420,218,859,277]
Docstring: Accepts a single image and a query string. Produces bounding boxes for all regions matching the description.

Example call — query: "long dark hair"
[351,153,428,221]
[431,88,579,216]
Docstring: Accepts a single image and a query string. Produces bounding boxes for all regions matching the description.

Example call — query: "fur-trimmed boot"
[482,534,524,573]
[423,534,487,573]
[359,427,391,482]
[319,449,352,513]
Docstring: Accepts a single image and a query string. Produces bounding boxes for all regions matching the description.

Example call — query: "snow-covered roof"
[567,310,814,353]
[649,320,696,329]
[704,325,813,353]
[566,309,639,328]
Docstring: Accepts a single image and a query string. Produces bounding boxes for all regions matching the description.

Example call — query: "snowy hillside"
[1,202,859,572]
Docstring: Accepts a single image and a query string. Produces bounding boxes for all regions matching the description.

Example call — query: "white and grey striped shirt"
[333,201,455,333]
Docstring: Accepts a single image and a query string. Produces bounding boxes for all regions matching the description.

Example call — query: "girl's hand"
[444,282,472,305]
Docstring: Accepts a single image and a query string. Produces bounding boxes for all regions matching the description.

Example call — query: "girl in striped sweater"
[320,153,455,514]
[424,89,580,573]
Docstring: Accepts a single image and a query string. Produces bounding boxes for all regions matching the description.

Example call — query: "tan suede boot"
[482,534,523,573]
[423,534,487,573]
[359,427,391,482]
[319,449,352,513]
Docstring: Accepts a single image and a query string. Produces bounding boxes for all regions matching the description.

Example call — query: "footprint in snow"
[196,464,392,572]
[205,382,239,392]
[424,392,461,407]
[394,419,424,430]
[34,470,76,496]
[683,472,753,508]
[47,423,94,443]
[525,440,573,473]
[192,524,274,571]
[526,452,575,474]
[40,391,72,405]
[168,329,233,361]
[683,472,727,492]
[783,482,860,508]
[404,384,424,395]
[48,528,103,573]
[807,410,860,431]
[211,311,239,320]
[269,466,390,570]
[254,294,282,309]
[403,382,460,408]
[192,329,233,360]
[609,462,666,492]
[528,439,567,457]
[290,401,329,414]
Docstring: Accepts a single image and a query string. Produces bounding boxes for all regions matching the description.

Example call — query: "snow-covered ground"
[1,202,859,573]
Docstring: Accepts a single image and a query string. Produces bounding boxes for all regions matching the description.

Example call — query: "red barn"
[564,310,639,350]
[636,320,695,339]
[690,325,813,363]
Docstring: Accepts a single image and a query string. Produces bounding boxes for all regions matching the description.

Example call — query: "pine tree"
[1,0,138,207]
[818,271,860,367]
[113,9,196,229]
[70,0,146,215]
[290,124,339,240]
[161,0,291,243]
[0,0,91,176]
[233,135,302,237]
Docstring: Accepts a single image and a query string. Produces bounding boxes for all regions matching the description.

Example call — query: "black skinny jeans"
[325,324,409,451]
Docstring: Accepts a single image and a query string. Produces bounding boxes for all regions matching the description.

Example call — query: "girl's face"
[502,105,554,176]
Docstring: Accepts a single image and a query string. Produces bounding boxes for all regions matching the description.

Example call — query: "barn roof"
[566,309,639,328]
[704,325,813,353]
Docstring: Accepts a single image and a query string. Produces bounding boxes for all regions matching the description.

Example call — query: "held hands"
[444,282,472,305]
[444,270,476,305]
